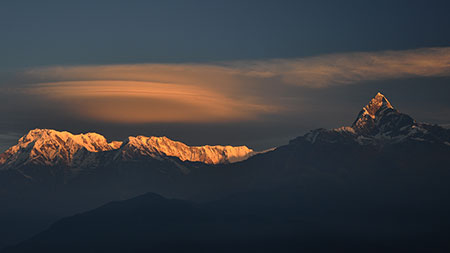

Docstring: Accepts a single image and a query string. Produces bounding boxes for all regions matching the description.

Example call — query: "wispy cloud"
[19,47,450,88]
[2,47,450,124]
[233,47,450,87]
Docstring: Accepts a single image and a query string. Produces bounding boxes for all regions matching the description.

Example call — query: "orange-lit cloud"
[28,80,276,123]
[4,47,450,124]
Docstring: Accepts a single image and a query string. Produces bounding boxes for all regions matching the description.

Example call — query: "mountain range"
[1,93,447,184]
[1,93,450,251]
[0,129,254,169]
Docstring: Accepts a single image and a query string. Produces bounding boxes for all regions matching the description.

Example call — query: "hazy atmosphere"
[1,0,450,151]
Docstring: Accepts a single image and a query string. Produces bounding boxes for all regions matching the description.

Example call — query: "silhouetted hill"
[4,189,450,253]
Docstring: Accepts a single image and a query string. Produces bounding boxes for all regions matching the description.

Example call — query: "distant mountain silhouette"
[1,93,449,251]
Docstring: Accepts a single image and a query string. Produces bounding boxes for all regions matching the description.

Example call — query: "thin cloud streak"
[234,47,450,87]
[19,47,450,88]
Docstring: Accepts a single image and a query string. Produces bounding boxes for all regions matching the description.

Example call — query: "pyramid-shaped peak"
[373,92,391,103]
[351,93,407,134]
[363,92,394,119]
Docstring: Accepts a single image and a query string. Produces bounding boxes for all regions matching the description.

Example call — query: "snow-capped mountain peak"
[351,93,409,135]
[0,129,256,170]
[0,129,120,168]
[359,92,393,119]
[19,129,119,152]
[119,135,254,164]
[297,93,450,146]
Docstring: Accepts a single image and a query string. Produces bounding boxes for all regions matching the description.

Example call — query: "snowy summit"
[0,129,255,169]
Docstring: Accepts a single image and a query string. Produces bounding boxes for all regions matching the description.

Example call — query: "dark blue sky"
[2,0,450,68]
[0,0,450,151]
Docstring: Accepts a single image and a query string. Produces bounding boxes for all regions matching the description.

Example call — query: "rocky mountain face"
[294,92,450,146]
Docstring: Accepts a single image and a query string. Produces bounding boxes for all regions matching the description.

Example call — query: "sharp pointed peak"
[351,92,409,134]
[372,91,392,105]
[362,92,394,118]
